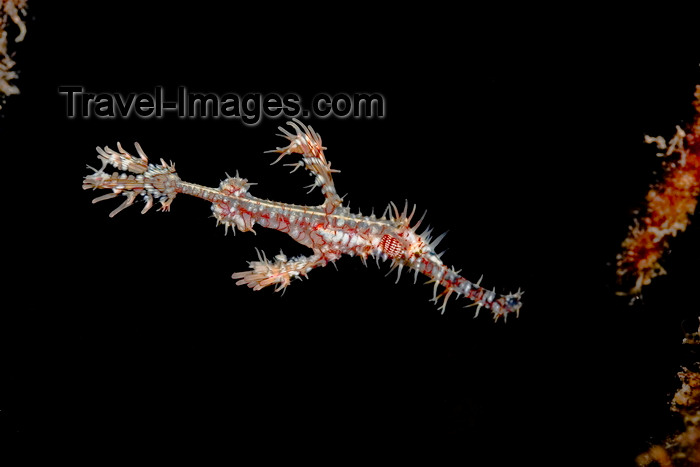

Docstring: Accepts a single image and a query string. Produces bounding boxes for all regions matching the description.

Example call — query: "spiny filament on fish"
[83,119,523,321]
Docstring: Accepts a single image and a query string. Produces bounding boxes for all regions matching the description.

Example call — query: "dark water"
[2,4,699,465]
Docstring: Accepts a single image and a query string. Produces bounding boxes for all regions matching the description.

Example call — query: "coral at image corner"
[636,320,700,467]
[0,0,27,107]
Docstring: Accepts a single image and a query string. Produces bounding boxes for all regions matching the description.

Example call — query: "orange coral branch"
[617,85,700,296]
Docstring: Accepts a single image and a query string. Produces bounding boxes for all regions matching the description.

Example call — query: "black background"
[2,3,699,465]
